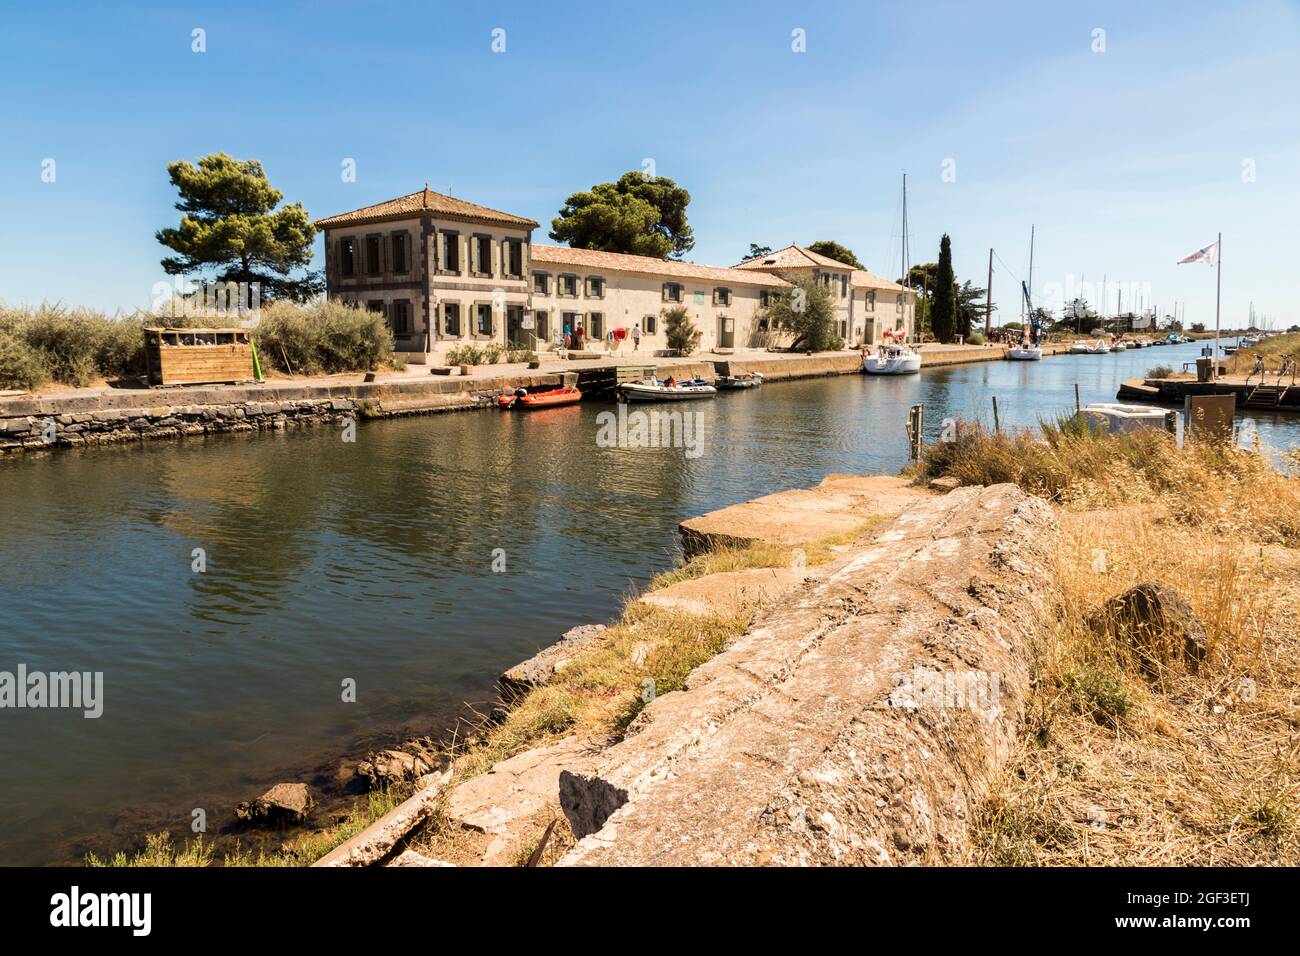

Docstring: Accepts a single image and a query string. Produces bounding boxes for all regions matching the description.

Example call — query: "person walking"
[632,322,641,352]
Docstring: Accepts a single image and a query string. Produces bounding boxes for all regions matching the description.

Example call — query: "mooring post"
[992,395,1001,434]
[1074,383,1081,412]
[906,403,925,460]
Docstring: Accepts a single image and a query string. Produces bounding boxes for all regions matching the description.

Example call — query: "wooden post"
[1074,383,1081,412]
[907,403,925,460]
[992,395,1001,434]
[985,247,994,339]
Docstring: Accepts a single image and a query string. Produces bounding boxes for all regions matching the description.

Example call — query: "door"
[719,316,735,349]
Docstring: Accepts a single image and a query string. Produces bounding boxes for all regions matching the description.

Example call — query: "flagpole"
[1214,232,1222,381]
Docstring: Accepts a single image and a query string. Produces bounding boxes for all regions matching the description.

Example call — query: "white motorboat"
[617,376,717,402]
[862,344,922,375]
[1008,345,1043,361]
[1088,341,1110,354]
[1069,341,1091,354]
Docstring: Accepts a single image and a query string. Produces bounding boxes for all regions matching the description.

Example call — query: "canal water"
[1,341,1295,864]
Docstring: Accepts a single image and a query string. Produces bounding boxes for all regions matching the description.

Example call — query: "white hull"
[1007,347,1042,361]
[618,382,717,402]
[863,352,922,375]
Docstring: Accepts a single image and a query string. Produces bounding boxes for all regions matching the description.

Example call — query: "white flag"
[1177,241,1218,266]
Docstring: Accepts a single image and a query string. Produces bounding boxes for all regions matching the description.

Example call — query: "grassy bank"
[1225,330,1300,376]
[0,300,396,391]
[913,419,1300,864]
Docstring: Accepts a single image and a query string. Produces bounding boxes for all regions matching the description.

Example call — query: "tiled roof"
[851,269,911,293]
[315,187,538,229]
[733,244,858,273]
[530,244,792,288]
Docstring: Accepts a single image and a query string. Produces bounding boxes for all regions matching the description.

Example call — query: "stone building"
[316,188,915,363]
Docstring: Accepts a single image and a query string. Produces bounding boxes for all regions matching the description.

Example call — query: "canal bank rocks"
[557,483,1055,866]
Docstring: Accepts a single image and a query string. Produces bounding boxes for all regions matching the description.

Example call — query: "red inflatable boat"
[497,386,582,409]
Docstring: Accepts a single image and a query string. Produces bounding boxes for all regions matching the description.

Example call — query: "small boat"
[1007,345,1043,361]
[1069,341,1091,354]
[862,344,922,375]
[498,385,582,409]
[617,376,717,402]
[715,371,764,390]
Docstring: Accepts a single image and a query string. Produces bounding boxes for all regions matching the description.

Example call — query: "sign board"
[1184,393,1235,443]
[521,317,534,330]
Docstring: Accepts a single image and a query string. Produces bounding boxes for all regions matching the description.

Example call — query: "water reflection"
[0,341,1295,864]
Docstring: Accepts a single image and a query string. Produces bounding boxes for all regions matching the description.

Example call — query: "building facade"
[316,188,915,362]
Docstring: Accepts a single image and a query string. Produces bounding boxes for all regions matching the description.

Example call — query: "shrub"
[662,306,697,355]
[253,300,393,375]
[1147,364,1173,379]
[0,330,47,390]
[967,331,986,346]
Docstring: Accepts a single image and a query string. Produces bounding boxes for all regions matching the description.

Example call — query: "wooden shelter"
[145,327,255,386]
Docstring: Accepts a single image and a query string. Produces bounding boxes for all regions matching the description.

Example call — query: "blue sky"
[2,0,1297,327]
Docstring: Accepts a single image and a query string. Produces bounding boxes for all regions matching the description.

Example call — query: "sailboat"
[1007,226,1043,360]
[864,174,922,375]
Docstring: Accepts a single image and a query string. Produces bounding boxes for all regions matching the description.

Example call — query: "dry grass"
[940,420,1300,865]
[1225,330,1300,376]
[449,601,752,783]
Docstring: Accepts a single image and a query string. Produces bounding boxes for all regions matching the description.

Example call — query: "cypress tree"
[931,234,956,342]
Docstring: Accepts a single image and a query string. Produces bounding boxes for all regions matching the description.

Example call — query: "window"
[533,272,550,295]
[643,314,657,335]
[535,310,549,341]
[476,303,493,335]
[365,235,382,275]
[867,291,877,312]
[693,290,706,305]
[443,302,460,336]
[390,300,413,336]
[585,276,605,298]
[366,299,385,315]
[713,287,732,306]
[391,232,409,274]
[760,289,773,307]
[474,235,493,275]
[559,274,579,297]
[441,232,460,273]
[840,275,848,298]
[339,237,357,277]
[505,240,524,278]
[896,294,904,313]
[839,320,848,339]
[587,312,604,339]
[662,283,682,303]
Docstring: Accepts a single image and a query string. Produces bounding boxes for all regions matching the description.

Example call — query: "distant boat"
[1069,341,1091,354]
[1007,344,1043,361]
[863,344,922,375]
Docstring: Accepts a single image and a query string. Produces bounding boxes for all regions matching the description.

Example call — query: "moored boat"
[862,344,922,375]
[498,385,583,409]
[715,371,764,390]
[1007,345,1043,361]
[617,375,717,402]
[1069,341,1091,354]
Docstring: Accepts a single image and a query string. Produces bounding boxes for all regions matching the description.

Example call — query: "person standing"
[632,322,641,351]
[574,322,585,350]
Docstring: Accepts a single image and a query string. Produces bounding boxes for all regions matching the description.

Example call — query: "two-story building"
[316,188,914,362]
[732,245,916,346]
[316,186,537,362]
